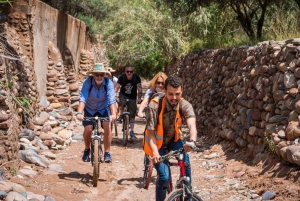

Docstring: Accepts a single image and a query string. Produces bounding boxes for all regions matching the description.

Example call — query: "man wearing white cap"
[76,63,116,163]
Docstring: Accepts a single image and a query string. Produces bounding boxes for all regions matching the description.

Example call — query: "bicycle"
[142,154,153,189]
[119,98,136,146]
[83,116,109,187]
[158,142,202,201]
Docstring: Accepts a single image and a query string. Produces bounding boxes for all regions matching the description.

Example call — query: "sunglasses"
[126,71,133,74]
[93,73,105,77]
[156,81,164,86]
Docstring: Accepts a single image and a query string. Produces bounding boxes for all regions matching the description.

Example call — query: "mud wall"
[167,39,300,165]
[33,1,89,98]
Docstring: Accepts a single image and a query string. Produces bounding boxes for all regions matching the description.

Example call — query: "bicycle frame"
[160,148,193,196]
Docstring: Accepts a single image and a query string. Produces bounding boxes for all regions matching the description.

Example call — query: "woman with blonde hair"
[137,72,168,118]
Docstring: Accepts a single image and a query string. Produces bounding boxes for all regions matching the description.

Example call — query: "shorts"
[82,108,109,127]
[118,93,137,119]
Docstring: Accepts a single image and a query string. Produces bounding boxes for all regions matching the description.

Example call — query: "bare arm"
[186,117,197,142]
[183,117,197,152]
[148,130,160,164]
[109,103,116,122]
[137,83,142,103]
[137,97,149,118]
[114,83,121,102]
[76,102,85,121]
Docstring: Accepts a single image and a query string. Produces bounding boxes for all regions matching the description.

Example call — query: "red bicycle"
[143,142,202,200]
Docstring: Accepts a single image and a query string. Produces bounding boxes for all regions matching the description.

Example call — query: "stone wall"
[32,0,89,99]
[167,39,300,165]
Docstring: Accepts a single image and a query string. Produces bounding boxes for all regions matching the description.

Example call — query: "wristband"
[76,112,82,116]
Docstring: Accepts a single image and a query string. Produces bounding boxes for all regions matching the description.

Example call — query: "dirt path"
[7,80,300,201]
[9,117,300,201]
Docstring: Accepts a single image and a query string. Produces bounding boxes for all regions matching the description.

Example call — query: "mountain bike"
[83,116,109,187]
[159,142,202,201]
[119,98,136,146]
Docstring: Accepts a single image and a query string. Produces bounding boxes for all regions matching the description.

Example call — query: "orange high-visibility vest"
[143,96,184,156]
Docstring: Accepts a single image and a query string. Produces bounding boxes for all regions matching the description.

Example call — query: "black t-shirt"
[117,73,141,99]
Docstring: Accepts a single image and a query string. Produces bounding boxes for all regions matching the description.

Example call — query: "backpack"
[88,76,108,94]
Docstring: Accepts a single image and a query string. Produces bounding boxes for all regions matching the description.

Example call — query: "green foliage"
[0,0,12,5]
[11,166,17,176]
[76,14,100,42]
[100,0,187,77]
[264,132,275,153]
[15,97,31,111]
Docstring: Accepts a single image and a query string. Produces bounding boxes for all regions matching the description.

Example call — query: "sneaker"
[130,131,138,140]
[104,152,112,163]
[116,116,122,124]
[82,149,90,162]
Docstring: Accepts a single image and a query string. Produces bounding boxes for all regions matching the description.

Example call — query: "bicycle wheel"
[93,139,100,187]
[122,115,129,146]
[143,155,153,189]
[165,189,203,201]
[114,120,118,137]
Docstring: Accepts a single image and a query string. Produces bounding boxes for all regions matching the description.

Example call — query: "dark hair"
[165,75,183,89]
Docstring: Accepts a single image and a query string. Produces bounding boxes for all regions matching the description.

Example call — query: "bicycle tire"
[143,155,153,189]
[114,120,118,137]
[93,139,100,187]
[165,189,203,201]
[123,115,129,146]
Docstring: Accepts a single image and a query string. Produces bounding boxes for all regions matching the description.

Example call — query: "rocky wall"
[167,39,300,165]
[32,0,89,99]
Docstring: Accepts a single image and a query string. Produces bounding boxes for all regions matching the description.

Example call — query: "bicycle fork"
[90,135,102,165]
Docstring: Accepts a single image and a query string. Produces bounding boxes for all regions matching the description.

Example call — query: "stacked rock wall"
[167,39,300,165]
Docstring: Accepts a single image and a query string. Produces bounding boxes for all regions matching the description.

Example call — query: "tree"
[154,0,280,41]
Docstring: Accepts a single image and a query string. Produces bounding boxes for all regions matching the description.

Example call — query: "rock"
[50,103,62,109]
[17,168,38,179]
[39,96,49,108]
[33,116,48,126]
[286,145,300,164]
[9,182,26,194]
[19,150,50,167]
[5,191,27,201]
[48,164,65,172]
[0,190,7,199]
[19,129,35,141]
[262,190,276,200]
[58,108,72,116]
[41,122,52,132]
[57,129,72,139]
[44,194,56,201]
[69,82,79,91]
[26,191,45,201]
[39,132,53,140]
[0,180,12,192]
[40,151,56,159]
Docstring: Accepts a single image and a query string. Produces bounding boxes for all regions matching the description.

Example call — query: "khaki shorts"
[118,93,137,119]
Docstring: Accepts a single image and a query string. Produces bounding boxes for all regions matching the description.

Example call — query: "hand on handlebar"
[151,152,161,164]
[76,114,84,121]
[137,111,145,118]
[183,141,196,152]
[109,114,116,122]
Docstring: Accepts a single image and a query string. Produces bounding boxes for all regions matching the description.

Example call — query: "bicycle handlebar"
[158,141,196,163]
[83,116,109,122]
[119,98,137,103]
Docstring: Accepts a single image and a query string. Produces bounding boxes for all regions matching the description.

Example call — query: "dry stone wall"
[167,39,300,165]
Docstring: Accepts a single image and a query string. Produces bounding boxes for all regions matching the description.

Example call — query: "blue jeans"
[154,139,191,201]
